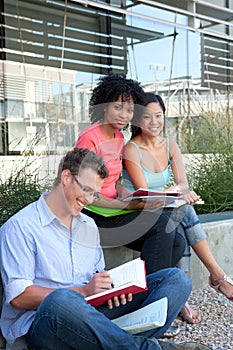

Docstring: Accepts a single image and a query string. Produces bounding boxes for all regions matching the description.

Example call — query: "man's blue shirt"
[0,193,105,347]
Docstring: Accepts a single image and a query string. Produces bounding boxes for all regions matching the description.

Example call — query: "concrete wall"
[190,219,233,289]
[104,217,233,290]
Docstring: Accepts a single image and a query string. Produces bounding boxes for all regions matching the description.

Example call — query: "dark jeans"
[82,209,185,274]
[26,268,192,350]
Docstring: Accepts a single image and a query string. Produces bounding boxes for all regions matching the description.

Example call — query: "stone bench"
[103,213,233,290]
[0,212,232,349]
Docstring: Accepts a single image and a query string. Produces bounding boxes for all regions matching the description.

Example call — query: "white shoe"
[158,340,212,350]
[162,326,181,338]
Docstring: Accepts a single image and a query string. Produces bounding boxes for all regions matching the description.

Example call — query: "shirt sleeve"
[94,247,105,273]
[76,131,97,151]
[0,219,35,303]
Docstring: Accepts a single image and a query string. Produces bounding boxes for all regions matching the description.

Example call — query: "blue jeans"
[26,268,191,350]
[169,205,207,272]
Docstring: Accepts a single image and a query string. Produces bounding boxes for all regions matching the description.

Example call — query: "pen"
[95,270,114,288]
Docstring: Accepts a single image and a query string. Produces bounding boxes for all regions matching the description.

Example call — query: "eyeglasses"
[72,176,101,202]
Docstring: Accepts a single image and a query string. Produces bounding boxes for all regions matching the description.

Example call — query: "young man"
[0,148,195,350]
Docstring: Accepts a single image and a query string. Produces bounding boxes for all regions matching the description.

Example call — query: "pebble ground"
[163,286,233,349]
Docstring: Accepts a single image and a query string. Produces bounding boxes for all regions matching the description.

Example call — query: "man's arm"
[11,285,55,309]
[11,272,131,310]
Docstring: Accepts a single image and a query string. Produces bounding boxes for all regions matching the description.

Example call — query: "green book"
[85,205,137,217]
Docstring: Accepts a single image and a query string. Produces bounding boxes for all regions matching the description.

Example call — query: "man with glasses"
[72,175,101,202]
[0,148,208,350]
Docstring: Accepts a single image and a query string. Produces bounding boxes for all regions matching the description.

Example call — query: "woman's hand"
[167,185,201,205]
[125,198,165,210]
[182,189,201,205]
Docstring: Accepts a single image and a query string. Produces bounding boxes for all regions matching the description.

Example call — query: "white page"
[112,297,168,334]
[109,258,145,288]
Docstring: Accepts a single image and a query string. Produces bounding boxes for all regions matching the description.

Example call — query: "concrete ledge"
[190,217,233,289]
[103,213,233,290]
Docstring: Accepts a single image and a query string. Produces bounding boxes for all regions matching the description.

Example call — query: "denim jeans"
[26,268,191,350]
[168,205,207,272]
[83,209,186,274]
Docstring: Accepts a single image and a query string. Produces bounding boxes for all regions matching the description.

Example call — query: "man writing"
[0,148,197,350]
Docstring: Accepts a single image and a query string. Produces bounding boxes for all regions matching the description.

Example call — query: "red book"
[85,258,147,307]
[121,188,183,204]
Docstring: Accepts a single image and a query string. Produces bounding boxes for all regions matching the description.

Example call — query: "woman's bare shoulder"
[166,136,179,148]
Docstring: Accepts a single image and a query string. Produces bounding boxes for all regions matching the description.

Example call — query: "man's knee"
[39,288,86,313]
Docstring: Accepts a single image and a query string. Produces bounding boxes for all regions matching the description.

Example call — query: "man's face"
[64,168,104,216]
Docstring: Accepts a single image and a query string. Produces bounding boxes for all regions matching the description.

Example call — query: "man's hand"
[107,293,133,309]
[80,271,113,297]
[74,272,133,309]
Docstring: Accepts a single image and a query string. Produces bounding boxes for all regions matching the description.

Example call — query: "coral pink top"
[76,123,124,199]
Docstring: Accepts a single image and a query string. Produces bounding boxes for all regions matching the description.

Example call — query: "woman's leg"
[169,207,201,323]
[172,225,191,271]
[192,239,233,299]
[82,209,165,247]
[83,209,185,274]
[173,205,207,246]
[172,205,233,300]
[124,210,185,274]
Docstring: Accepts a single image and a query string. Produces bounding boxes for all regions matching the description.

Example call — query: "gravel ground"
[163,286,233,349]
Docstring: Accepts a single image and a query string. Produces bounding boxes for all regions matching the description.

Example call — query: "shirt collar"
[37,193,89,227]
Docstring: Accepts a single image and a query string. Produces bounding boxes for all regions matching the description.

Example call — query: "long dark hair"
[89,73,145,124]
[131,93,166,138]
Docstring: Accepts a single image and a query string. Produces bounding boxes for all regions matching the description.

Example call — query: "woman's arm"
[122,143,165,209]
[168,139,200,204]
[123,142,148,190]
[93,193,156,210]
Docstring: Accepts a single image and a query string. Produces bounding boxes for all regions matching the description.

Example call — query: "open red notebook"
[121,188,183,203]
[85,258,147,307]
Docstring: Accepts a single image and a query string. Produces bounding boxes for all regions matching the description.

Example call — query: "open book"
[121,188,204,208]
[165,198,204,208]
[85,258,147,307]
[112,297,168,334]
[121,188,183,204]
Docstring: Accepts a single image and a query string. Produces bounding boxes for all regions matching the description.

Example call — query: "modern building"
[1,0,233,155]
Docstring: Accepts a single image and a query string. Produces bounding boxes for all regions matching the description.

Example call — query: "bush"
[0,160,46,227]
[190,152,233,214]
[181,111,233,214]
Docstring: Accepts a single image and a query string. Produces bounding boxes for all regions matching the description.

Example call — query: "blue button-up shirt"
[0,193,105,349]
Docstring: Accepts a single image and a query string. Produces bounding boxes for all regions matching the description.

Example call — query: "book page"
[85,258,147,305]
[109,258,146,288]
[112,297,168,334]
[165,199,204,208]
[132,195,182,204]
[121,188,183,202]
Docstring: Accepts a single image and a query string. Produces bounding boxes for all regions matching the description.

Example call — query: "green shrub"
[181,111,233,214]
[0,161,46,227]
[190,152,233,214]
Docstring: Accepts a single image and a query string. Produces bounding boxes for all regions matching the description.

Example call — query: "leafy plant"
[180,111,233,214]
[180,110,233,154]
[190,152,233,214]
[0,159,47,227]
